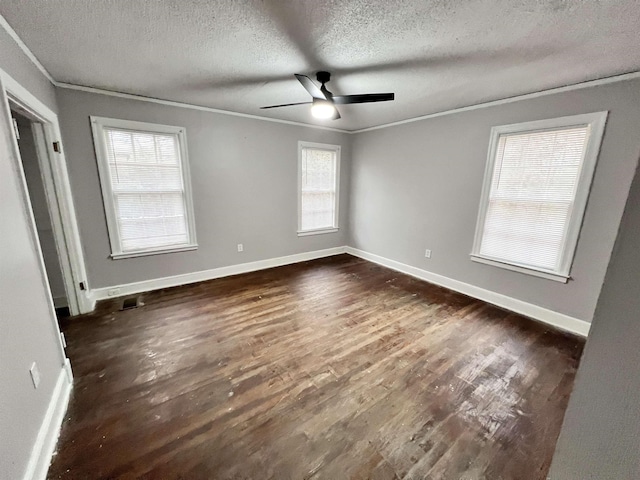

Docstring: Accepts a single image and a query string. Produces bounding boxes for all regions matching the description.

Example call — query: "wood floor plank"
[48,255,583,479]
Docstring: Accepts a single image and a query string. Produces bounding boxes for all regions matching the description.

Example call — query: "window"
[298,142,340,236]
[471,112,607,282]
[91,117,197,259]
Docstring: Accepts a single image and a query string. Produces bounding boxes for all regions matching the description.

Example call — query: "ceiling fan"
[260,71,394,120]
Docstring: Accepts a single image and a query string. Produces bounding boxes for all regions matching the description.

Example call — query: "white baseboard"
[82,290,96,314]
[89,246,347,302]
[22,365,72,480]
[345,247,591,337]
[86,244,590,337]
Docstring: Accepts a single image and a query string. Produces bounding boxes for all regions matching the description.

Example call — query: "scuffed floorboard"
[49,254,583,479]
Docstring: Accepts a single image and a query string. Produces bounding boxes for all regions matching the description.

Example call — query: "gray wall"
[0,39,66,479]
[549,158,640,479]
[0,26,57,112]
[349,77,640,322]
[16,115,67,306]
[56,88,351,289]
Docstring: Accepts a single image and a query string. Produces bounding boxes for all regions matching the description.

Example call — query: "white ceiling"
[1,1,639,131]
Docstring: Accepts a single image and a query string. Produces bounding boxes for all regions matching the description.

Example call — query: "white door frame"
[0,67,91,315]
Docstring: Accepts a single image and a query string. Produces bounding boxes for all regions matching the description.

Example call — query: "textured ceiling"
[1,0,639,131]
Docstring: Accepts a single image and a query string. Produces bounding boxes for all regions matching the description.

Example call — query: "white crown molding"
[345,247,591,337]
[58,71,640,135]
[21,366,72,480]
[89,246,348,302]
[55,83,351,134]
[0,14,55,84]
[352,71,640,134]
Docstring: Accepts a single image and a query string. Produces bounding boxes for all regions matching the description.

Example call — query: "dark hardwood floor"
[49,254,584,479]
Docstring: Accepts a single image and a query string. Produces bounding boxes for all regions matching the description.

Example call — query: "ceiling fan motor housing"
[316,71,331,84]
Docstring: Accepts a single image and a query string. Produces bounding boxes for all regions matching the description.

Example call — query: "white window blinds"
[471,112,608,282]
[299,144,339,233]
[92,117,196,258]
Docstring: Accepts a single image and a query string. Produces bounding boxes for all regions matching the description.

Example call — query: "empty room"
[1,2,639,479]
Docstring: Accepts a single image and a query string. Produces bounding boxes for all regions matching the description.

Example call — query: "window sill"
[297,228,339,237]
[470,254,570,283]
[111,244,198,260]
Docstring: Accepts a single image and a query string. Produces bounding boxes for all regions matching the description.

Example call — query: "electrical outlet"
[237,243,244,252]
[107,288,121,297]
[30,362,40,389]
[425,249,432,259]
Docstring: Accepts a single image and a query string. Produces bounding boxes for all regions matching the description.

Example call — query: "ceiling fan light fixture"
[311,99,336,119]
[260,72,393,121]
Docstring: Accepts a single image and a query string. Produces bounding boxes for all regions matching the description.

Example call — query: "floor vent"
[120,296,141,311]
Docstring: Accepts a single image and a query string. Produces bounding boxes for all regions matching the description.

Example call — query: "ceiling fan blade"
[332,93,395,105]
[295,74,326,99]
[260,101,312,109]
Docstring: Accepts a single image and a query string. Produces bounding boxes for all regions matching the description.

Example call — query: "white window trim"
[297,141,341,236]
[471,111,608,283]
[90,116,198,259]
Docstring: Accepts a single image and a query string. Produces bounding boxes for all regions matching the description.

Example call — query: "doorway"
[1,75,90,317]
[10,108,70,317]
